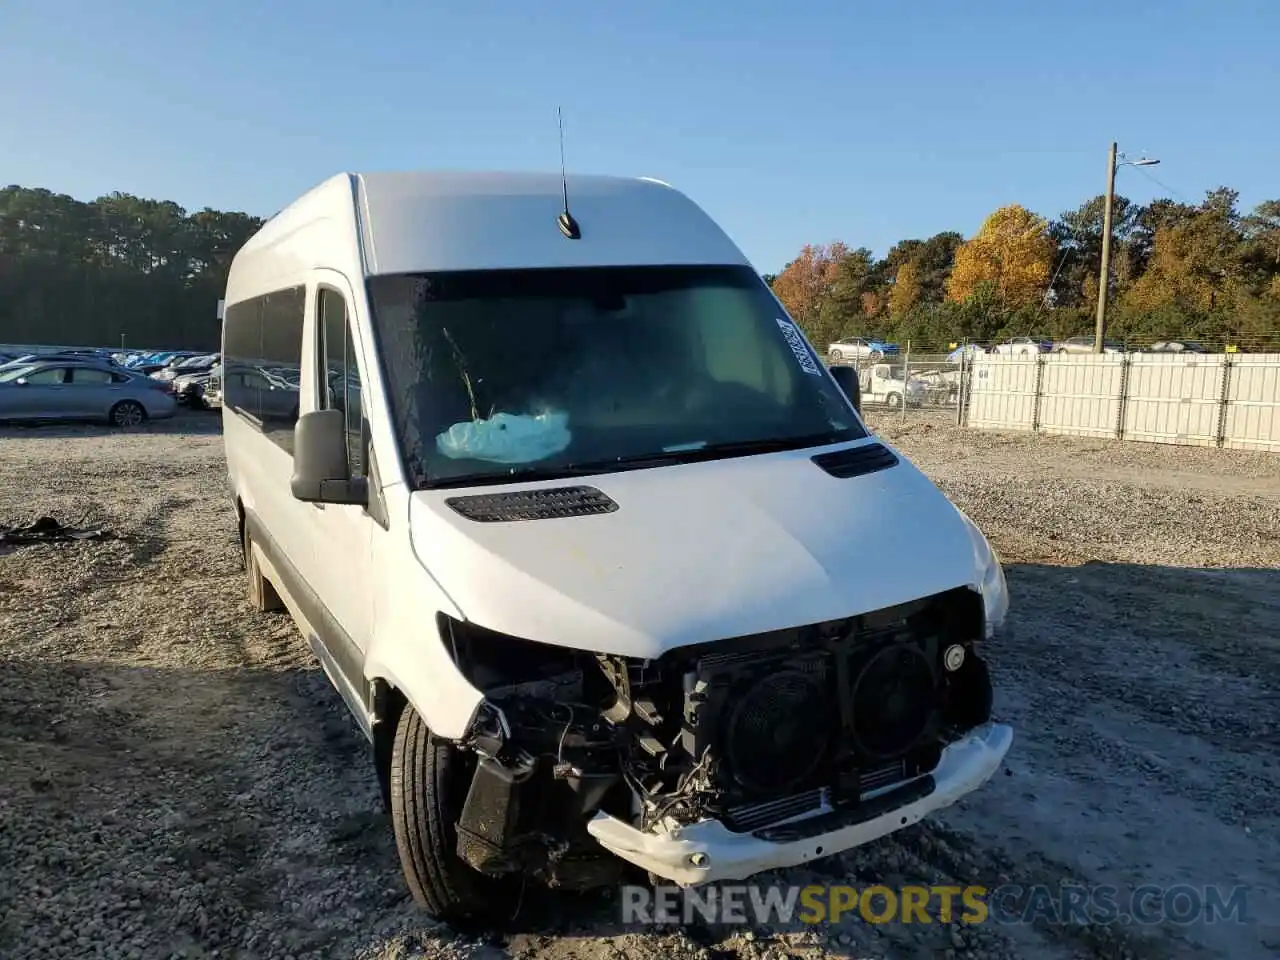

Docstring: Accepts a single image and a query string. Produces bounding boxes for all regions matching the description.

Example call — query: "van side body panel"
[222,173,493,742]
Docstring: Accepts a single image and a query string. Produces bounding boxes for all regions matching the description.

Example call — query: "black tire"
[109,400,146,428]
[886,392,902,409]
[828,350,842,364]
[389,705,518,926]
[243,524,284,613]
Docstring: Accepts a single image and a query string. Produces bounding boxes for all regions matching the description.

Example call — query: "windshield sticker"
[776,318,822,376]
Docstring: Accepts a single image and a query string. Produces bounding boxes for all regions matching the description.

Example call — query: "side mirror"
[291,409,368,505]
[829,365,861,414]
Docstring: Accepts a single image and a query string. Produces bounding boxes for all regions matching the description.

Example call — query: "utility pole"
[1094,141,1118,354]
[1093,143,1160,353]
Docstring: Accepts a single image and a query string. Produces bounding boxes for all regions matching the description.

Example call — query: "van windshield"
[366,265,867,488]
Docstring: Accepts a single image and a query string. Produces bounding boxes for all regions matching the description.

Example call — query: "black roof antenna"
[556,107,581,240]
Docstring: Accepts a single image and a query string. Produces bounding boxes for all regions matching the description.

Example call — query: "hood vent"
[445,485,619,523]
[811,442,899,479]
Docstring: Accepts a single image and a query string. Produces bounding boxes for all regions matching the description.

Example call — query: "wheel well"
[235,498,246,568]
[373,680,408,799]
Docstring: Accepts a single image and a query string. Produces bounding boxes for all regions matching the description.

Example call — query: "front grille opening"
[654,587,983,832]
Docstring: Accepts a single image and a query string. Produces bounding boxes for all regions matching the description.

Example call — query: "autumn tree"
[761,184,1280,351]
[889,261,922,316]
[771,242,880,346]
[771,243,845,328]
[946,205,1057,309]
[1123,188,1247,318]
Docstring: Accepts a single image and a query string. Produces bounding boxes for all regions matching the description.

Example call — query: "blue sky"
[2,0,1276,273]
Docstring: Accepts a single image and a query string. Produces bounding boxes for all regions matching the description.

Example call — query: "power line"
[1131,163,1194,204]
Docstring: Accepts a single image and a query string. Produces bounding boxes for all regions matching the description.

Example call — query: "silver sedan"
[0,361,177,426]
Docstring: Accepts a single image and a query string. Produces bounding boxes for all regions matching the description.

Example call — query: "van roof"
[235,171,752,280]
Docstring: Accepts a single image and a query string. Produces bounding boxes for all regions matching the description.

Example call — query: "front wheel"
[886,392,903,409]
[389,705,519,926]
[109,400,146,428]
[828,350,843,364]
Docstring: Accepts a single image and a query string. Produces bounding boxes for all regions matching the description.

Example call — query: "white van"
[222,171,1012,922]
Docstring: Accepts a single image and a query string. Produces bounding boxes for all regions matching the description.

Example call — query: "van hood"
[409,442,985,659]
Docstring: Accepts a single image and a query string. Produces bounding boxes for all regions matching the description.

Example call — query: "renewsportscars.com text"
[620,883,1251,928]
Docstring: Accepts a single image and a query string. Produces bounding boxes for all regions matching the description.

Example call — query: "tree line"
[767,188,1280,353]
[4,181,1278,354]
[0,185,263,349]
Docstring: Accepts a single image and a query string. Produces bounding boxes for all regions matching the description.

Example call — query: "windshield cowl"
[420,430,856,490]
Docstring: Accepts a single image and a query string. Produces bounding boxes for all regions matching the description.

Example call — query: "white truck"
[859,362,929,409]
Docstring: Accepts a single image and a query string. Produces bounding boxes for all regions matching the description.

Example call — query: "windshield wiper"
[423,432,851,489]
[425,463,614,489]
[563,431,850,472]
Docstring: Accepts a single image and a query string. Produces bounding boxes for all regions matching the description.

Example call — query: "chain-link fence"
[825,349,966,426]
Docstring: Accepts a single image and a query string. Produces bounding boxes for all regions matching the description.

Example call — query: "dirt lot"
[1,410,1277,960]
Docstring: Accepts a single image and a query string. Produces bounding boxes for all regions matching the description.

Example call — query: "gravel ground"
[1,410,1277,960]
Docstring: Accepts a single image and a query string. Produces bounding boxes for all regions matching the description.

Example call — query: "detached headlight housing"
[959,510,1009,640]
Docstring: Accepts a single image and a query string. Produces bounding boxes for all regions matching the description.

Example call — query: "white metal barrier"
[1123,354,1226,447]
[963,353,1280,452]
[1224,354,1280,451]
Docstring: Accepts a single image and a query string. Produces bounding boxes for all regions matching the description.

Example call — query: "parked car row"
[0,356,179,426]
[945,337,1219,360]
[0,343,233,426]
[827,335,1164,364]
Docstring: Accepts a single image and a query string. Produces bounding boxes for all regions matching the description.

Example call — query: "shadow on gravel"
[0,656,387,959]
[0,408,222,439]
[946,560,1280,960]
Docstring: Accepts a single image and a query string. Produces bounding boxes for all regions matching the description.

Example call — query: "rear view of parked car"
[1053,336,1125,354]
[1146,340,1211,354]
[992,337,1052,356]
[0,360,176,426]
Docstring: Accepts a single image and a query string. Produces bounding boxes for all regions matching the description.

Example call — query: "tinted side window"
[222,287,304,454]
[317,289,366,477]
[70,368,114,385]
[223,299,261,420]
[24,367,69,385]
[259,287,305,453]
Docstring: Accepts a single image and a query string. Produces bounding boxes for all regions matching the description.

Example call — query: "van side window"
[222,300,260,419]
[317,288,366,477]
[223,286,305,454]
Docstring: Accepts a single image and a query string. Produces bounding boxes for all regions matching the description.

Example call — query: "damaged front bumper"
[586,721,1013,886]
